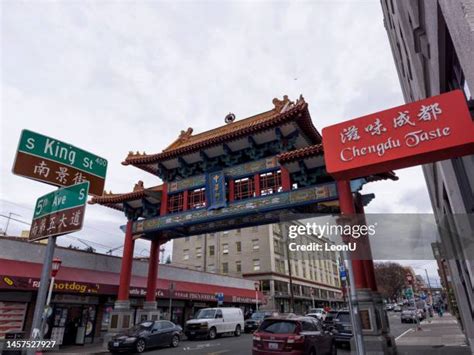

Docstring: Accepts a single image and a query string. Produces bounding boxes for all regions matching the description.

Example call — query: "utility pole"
[4,212,21,236]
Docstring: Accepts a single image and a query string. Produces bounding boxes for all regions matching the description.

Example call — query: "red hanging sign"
[322,90,474,180]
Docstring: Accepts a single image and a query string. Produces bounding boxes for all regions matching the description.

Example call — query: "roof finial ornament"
[273,95,294,113]
[225,113,236,124]
[133,180,145,192]
[179,127,193,141]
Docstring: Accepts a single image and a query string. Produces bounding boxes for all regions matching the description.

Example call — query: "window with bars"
[168,192,184,213]
[260,170,282,195]
[188,187,206,209]
[234,176,255,200]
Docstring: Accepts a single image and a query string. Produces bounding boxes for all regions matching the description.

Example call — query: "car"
[323,311,339,330]
[332,310,352,345]
[107,320,181,353]
[306,308,326,320]
[401,308,422,323]
[385,304,394,311]
[393,305,402,312]
[185,307,244,340]
[244,311,279,333]
[252,316,337,355]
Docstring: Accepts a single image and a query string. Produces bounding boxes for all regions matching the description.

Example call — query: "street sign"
[12,130,107,196]
[29,182,89,241]
[322,90,474,180]
[405,288,414,298]
[215,292,224,305]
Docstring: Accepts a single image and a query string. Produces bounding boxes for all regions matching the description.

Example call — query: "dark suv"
[333,311,352,345]
[252,316,337,355]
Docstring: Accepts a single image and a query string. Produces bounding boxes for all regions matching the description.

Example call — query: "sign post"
[254,282,260,312]
[12,130,107,196]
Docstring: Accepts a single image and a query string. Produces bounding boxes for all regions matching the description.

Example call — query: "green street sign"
[405,288,414,298]
[30,182,89,241]
[13,130,107,196]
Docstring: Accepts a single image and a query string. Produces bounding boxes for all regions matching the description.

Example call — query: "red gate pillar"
[145,239,161,303]
[355,196,378,292]
[336,180,368,289]
[117,219,135,302]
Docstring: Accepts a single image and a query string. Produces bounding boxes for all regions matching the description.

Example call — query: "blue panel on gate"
[206,171,227,210]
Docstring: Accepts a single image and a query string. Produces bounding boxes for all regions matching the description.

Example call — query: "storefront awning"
[0,259,263,304]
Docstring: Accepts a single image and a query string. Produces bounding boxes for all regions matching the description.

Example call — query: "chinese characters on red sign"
[322,90,474,180]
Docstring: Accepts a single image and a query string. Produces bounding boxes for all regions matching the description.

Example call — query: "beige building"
[172,223,344,314]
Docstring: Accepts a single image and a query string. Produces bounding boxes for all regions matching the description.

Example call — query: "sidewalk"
[52,342,108,354]
[395,313,471,355]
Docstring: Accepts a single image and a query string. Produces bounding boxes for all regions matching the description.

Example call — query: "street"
[138,312,446,355]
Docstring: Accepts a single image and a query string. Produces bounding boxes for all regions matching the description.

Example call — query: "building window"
[196,247,202,258]
[260,170,282,195]
[236,228,241,234]
[168,192,184,213]
[188,187,206,209]
[222,243,229,254]
[183,249,189,260]
[222,231,229,237]
[209,245,215,256]
[222,262,229,274]
[252,226,259,232]
[234,176,255,200]
[253,259,260,271]
[208,264,215,273]
[184,236,189,242]
[195,265,202,271]
[252,239,259,251]
[236,261,242,273]
[236,241,241,252]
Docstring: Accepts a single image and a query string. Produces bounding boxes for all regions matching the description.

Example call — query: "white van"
[185,307,244,340]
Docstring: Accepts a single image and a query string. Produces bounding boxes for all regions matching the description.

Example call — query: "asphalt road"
[128,312,421,355]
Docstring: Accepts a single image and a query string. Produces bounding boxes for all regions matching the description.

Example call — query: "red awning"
[0,259,262,302]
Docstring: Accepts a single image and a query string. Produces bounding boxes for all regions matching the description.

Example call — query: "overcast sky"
[1,1,439,282]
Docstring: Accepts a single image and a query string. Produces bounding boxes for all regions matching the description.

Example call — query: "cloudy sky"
[1,0,438,281]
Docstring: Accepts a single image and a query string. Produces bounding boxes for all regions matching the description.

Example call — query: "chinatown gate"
[91,95,399,351]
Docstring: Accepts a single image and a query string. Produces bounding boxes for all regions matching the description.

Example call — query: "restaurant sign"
[29,182,89,241]
[12,130,107,195]
[322,90,474,180]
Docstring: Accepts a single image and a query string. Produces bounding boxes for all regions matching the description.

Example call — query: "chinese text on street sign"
[12,130,107,195]
[29,182,89,241]
[322,90,474,180]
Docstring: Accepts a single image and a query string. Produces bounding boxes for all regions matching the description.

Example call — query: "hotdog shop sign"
[323,90,474,179]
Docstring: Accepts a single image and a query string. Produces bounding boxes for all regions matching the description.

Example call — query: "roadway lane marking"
[395,328,414,341]
[207,351,230,355]
[183,343,222,351]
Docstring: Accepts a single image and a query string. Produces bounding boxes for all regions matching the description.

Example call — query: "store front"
[0,256,264,343]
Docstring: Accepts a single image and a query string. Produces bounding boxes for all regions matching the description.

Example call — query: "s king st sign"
[322,90,474,180]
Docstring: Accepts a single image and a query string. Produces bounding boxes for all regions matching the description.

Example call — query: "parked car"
[252,316,337,354]
[185,307,244,340]
[401,308,423,323]
[393,305,402,312]
[244,311,279,333]
[332,310,352,345]
[385,304,394,311]
[323,310,339,330]
[107,320,181,353]
[306,308,326,320]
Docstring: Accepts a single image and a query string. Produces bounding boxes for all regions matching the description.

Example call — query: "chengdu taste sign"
[12,130,107,196]
[322,90,474,180]
[29,182,89,241]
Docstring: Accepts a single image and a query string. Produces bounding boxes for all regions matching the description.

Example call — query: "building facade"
[0,237,262,345]
[172,223,344,314]
[381,0,474,351]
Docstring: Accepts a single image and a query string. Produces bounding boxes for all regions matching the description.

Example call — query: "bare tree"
[374,262,406,301]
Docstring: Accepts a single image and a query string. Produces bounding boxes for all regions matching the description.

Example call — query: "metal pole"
[312,293,315,309]
[28,236,55,353]
[45,276,55,308]
[343,249,365,355]
[256,291,259,311]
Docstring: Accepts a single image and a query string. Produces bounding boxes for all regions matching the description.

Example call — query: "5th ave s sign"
[12,130,107,196]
